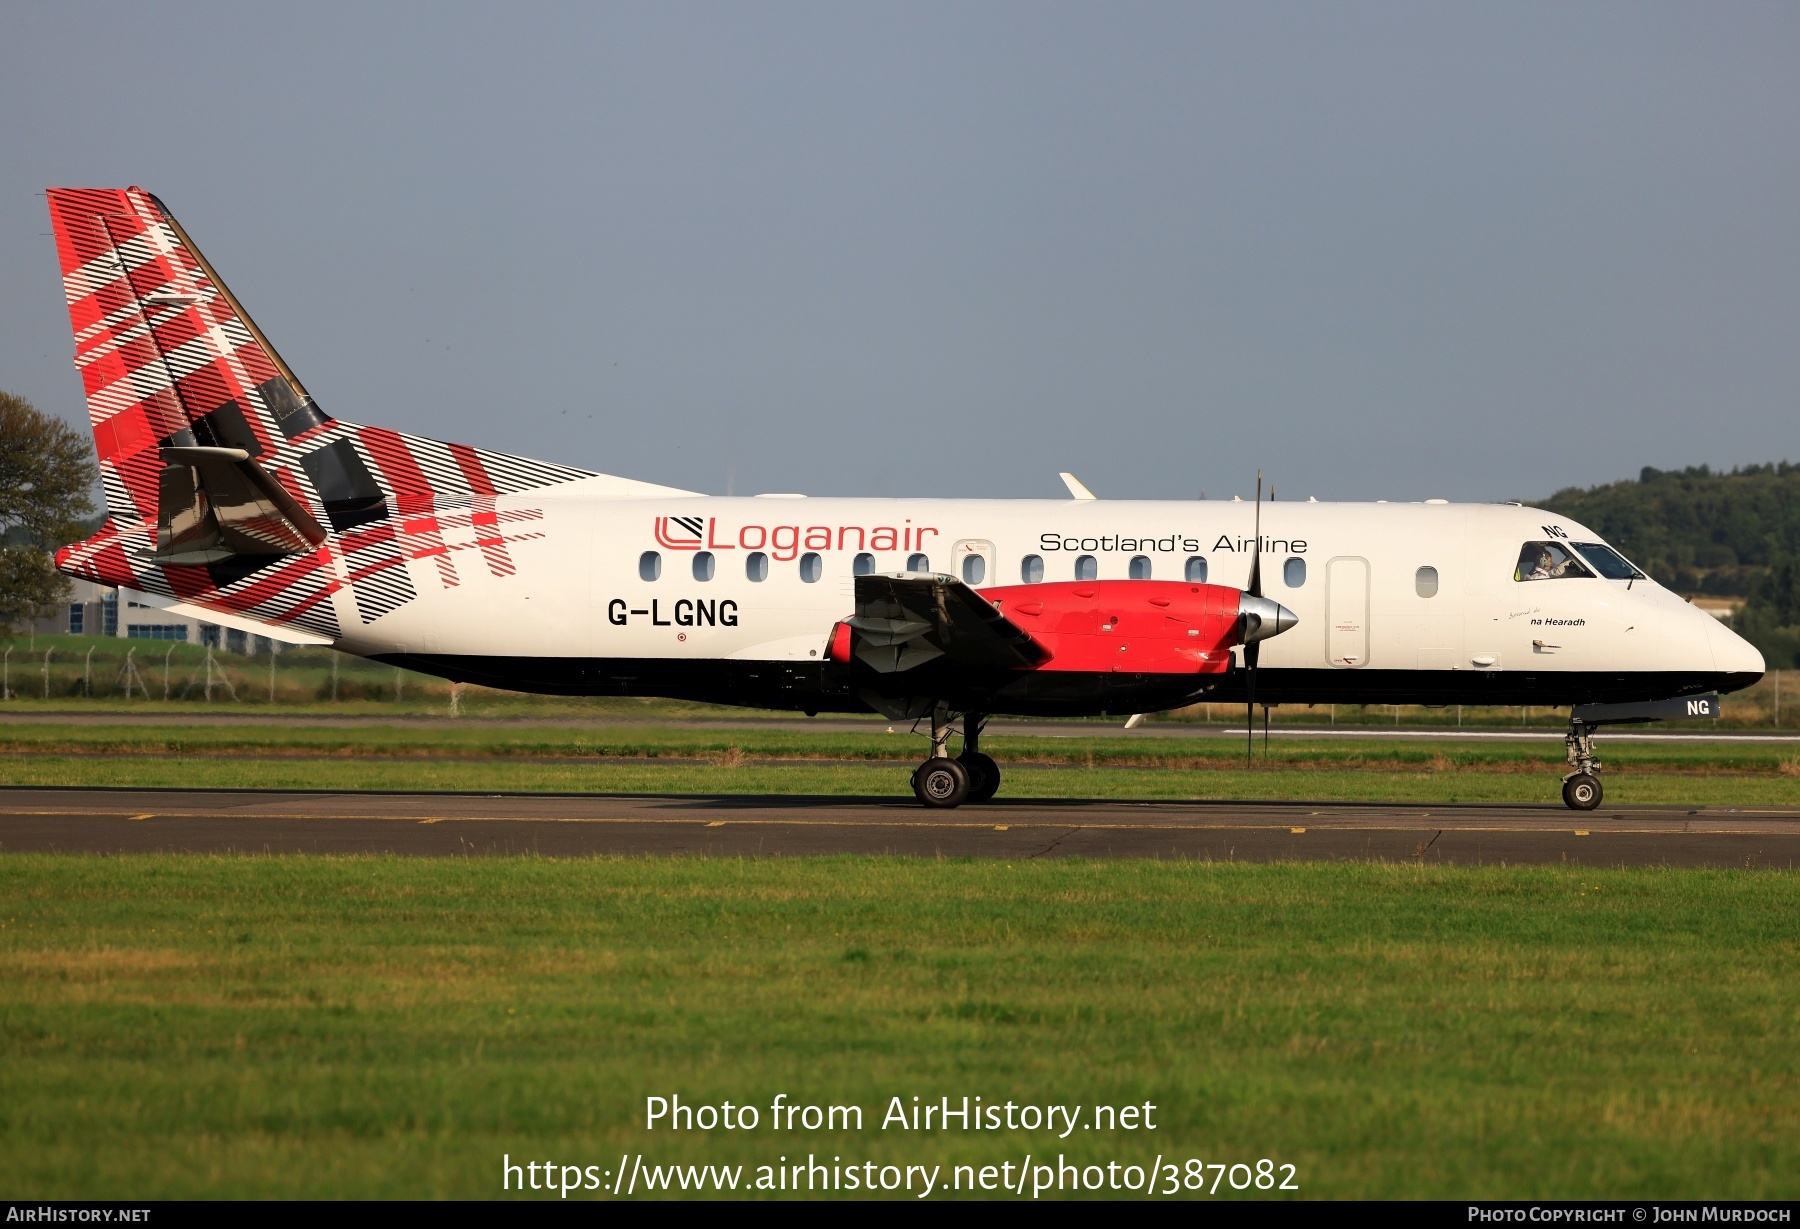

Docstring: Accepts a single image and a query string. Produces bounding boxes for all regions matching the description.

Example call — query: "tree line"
[0,390,94,633]
[1539,463,1800,667]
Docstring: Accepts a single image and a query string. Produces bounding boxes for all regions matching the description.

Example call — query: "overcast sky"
[2,2,1795,504]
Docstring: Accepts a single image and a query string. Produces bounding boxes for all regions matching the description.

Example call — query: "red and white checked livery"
[47,187,591,638]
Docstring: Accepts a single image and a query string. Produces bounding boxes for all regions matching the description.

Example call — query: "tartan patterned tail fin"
[47,186,333,538]
[46,187,597,638]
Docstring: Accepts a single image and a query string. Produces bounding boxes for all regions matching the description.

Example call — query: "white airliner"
[47,188,1764,811]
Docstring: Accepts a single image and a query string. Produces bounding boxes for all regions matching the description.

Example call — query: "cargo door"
[1327,556,1370,668]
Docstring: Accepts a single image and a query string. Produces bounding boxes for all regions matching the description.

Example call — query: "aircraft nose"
[1239,593,1299,644]
[1706,616,1766,676]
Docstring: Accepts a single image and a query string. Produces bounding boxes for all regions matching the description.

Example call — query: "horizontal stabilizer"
[154,446,327,564]
[123,588,333,646]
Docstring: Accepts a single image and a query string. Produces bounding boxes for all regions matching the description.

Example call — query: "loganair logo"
[654,516,708,550]
[653,516,941,561]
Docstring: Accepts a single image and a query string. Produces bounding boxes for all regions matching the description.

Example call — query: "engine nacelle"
[979,580,1277,674]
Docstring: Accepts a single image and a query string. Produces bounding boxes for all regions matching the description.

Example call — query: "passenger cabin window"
[799,552,823,583]
[692,551,715,581]
[746,551,769,582]
[962,554,986,585]
[1075,554,1098,581]
[1283,557,1306,587]
[1021,554,1044,584]
[1415,565,1438,598]
[853,552,875,577]
[1129,555,1151,580]
[907,553,930,572]
[1514,541,1593,582]
[1573,542,1645,580]
[639,551,661,582]
[1185,556,1208,583]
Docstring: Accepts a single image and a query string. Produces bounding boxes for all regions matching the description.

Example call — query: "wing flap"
[849,573,1050,674]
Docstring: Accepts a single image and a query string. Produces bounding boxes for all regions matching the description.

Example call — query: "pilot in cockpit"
[1516,542,1590,582]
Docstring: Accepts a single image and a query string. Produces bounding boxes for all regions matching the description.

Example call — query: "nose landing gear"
[910,707,1001,808]
[1561,719,1603,811]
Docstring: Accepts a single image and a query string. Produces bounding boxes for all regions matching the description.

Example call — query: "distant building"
[23,581,272,654]
[26,578,128,640]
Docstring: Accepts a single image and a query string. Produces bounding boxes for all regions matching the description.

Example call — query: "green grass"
[2,722,1795,805]
[2,720,1798,770]
[5,753,1799,805]
[2,857,1796,1199]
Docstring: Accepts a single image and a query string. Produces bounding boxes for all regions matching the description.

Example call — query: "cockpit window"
[1572,541,1644,581]
[1514,541,1594,582]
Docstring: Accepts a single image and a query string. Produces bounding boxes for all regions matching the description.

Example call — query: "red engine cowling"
[979,580,1248,674]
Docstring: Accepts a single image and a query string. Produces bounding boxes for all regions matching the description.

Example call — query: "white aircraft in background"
[48,188,1764,811]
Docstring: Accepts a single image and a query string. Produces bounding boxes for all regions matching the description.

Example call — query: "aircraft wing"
[844,573,1051,674]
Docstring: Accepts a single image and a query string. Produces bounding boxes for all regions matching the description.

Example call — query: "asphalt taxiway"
[2,788,1797,866]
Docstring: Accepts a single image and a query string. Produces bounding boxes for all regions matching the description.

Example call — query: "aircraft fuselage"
[341,489,1763,715]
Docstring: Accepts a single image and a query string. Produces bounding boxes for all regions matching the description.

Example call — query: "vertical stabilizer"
[47,188,327,535]
[45,187,602,638]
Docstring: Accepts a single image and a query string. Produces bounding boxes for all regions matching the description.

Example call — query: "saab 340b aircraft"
[46,188,1765,810]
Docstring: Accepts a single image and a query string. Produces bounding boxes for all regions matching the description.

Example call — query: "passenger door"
[951,539,996,587]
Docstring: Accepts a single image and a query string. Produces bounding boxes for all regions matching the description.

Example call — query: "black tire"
[1562,773,1603,811]
[959,752,1001,803]
[913,757,970,809]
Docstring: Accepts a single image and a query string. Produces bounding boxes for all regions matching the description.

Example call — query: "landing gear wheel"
[1562,773,1603,811]
[913,757,970,809]
[959,752,1000,803]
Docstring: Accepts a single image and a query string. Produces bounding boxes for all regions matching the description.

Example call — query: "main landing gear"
[911,707,1001,809]
[1561,718,1603,811]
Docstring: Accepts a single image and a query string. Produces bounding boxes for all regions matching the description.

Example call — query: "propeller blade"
[1247,470,1263,597]
[1244,639,1258,764]
[1245,469,1263,763]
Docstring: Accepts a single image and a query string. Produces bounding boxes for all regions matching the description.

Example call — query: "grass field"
[2,856,1796,1199]
[2,721,1795,805]
[3,714,1795,1200]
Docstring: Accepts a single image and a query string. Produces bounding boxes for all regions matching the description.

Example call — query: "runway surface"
[3,787,1798,866]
